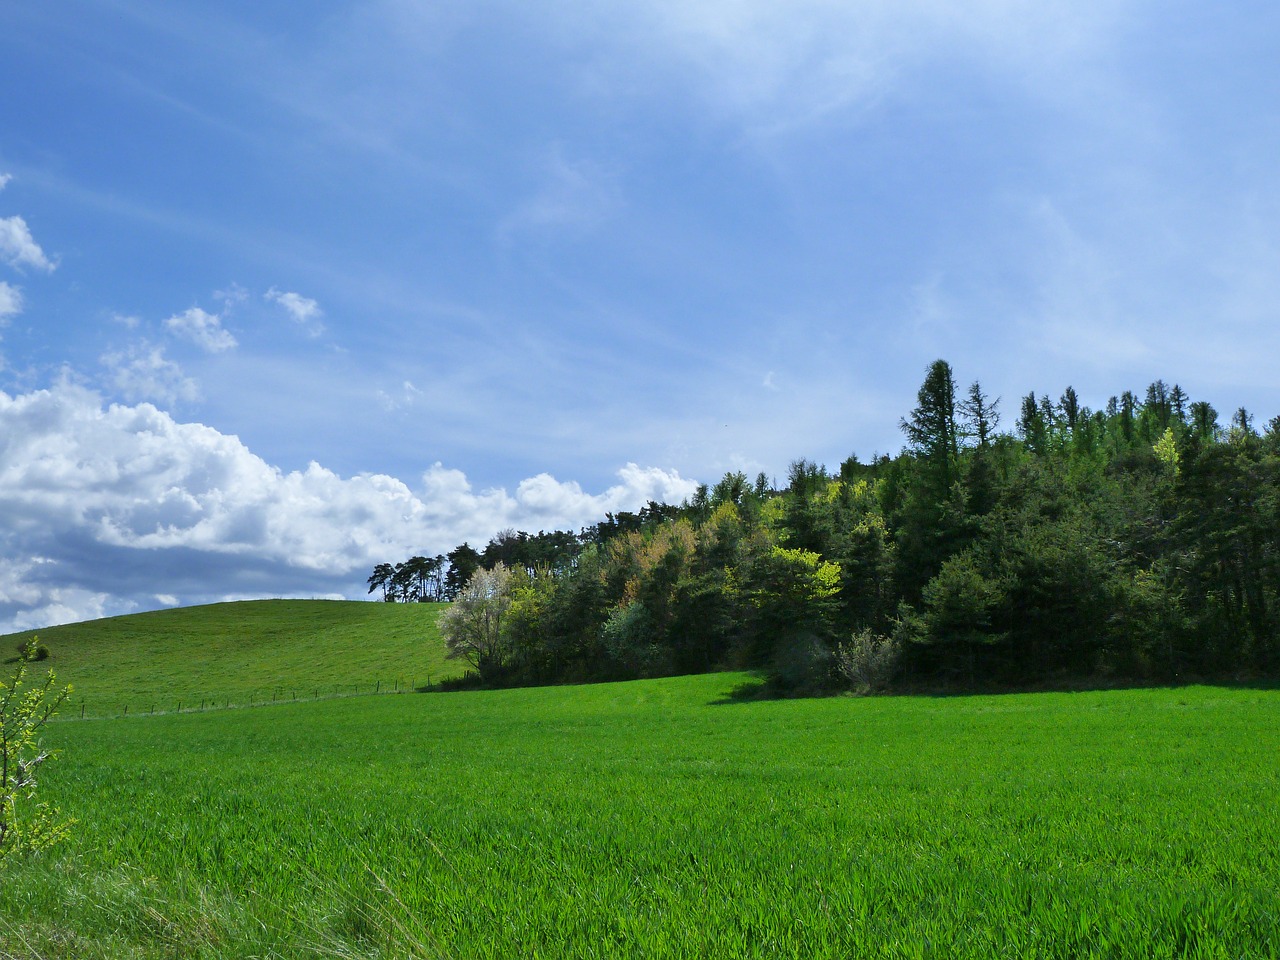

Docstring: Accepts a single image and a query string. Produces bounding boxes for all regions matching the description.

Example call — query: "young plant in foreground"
[1,638,73,863]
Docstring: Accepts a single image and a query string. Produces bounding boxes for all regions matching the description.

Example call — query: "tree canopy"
[371,360,1280,692]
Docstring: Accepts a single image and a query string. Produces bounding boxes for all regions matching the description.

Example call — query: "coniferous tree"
[901,360,960,492]
[1190,401,1219,441]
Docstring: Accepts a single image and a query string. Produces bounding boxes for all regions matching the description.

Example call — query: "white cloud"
[164,306,237,352]
[0,281,21,321]
[0,215,56,273]
[0,383,699,631]
[265,287,325,336]
[0,555,116,633]
[0,174,11,191]
[101,342,200,405]
[535,0,1137,134]
[377,380,423,412]
[214,283,250,310]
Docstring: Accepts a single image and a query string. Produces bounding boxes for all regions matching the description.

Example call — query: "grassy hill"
[3,599,460,715]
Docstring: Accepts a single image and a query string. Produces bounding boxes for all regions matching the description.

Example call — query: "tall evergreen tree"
[1060,386,1081,433]
[1018,392,1048,454]
[901,360,960,492]
[1190,401,1219,441]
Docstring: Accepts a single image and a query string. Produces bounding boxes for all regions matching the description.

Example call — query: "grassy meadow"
[4,600,461,716]
[2,610,1277,958]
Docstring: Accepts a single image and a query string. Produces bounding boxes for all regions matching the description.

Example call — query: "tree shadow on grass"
[709,673,845,704]
[709,671,1280,705]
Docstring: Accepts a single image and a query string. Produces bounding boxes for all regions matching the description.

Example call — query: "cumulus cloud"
[266,287,324,336]
[101,342,200,405]
[0,383,698,632]
[164,306,237,352]
[0,555,114,634]
[0,214,56,273]
[0,281,21,321]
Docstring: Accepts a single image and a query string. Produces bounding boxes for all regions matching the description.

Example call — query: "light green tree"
[439,564,516,681]
[1,638,73,862]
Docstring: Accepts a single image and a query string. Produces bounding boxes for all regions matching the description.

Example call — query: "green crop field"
[3,648,1278,957]
[3,600,459,716]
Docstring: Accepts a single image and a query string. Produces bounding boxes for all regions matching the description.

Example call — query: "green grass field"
[3,633,1278,958]
[3,600,460,716]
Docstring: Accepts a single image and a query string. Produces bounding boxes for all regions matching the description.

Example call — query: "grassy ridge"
[3,600,458,714]
[3,675,1278,958]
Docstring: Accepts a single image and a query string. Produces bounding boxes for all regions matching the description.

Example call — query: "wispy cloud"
[537,0,1140,136]
[266,287,325,337]
[100,342,200,405]
[376,380,422,412]
[213,283,250,310]
[0,282,22,322]
[497,146,621,243]
[164,306,237,352]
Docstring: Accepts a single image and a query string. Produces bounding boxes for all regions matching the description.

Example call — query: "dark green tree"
[901,360,960,492]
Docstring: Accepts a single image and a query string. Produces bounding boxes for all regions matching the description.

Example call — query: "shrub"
[834,629,901,694]
[16,639,50,662]
[770,634,834,694]
[1,637,73,863]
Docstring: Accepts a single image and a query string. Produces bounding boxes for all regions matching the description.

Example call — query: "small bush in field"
[834,629,901,694]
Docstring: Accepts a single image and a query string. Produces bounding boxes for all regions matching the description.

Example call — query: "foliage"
[365,358,1279,692]
[833,629,901,693]
[1,639,73,862]
[439,563,516,681]
[16,639,50,662]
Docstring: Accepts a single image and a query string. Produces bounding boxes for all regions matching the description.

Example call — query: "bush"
[834,630,901,694]
[16,639,49,662]
[1,637,73,863]
[770,634,834,694]
[601,602,671,678]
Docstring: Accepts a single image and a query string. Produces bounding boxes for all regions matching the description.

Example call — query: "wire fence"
[60,676,437,721]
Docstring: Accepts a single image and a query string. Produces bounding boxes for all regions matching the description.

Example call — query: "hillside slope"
[2,600,457,716]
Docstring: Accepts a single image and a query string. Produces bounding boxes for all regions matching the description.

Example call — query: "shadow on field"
[710,671,1280,705]
[709,674,782,705]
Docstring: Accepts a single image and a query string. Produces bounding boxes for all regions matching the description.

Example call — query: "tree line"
[376,360,1280,693]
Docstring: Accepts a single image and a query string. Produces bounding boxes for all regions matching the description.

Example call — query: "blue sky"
[2,0,1278,631]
